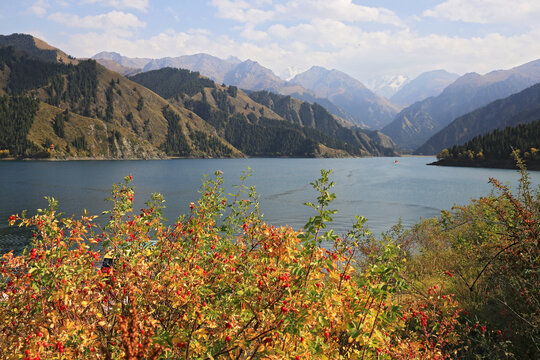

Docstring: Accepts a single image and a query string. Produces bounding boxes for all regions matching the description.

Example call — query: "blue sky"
[2,0,540,83]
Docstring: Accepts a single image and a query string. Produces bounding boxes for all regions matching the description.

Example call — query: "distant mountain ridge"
[416,81,540,155]
[290,66,399,129]
[382,60,540,151]
[92,51,150,69]
[92,52,398,129]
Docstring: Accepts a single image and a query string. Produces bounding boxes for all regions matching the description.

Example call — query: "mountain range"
[417,81,540,155]
[91,46,540,160]
[3,32,540,162]
[128,68,397,157]
[92,52,475,132]
[0,33,397,160]
[382,59,540,151]
[92,52,400,129]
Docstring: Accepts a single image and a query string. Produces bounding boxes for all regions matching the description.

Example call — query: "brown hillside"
[0,33,78,65]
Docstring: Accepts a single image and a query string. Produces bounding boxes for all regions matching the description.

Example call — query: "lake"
[1,157,539,254]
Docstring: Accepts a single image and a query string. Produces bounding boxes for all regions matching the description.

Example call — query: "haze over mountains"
[366,75,410,99]
[382,59,540,151]
[417,81,540,155]
[389,70,459,108]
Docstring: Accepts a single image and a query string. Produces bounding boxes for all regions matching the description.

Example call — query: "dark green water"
[1,157,538,254]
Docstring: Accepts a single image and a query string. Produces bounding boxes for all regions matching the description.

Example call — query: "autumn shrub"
[400,157,539,358]
[1,170,468,359]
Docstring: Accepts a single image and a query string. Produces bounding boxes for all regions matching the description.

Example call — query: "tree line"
[437,120,540,167]
[0,95,40,157]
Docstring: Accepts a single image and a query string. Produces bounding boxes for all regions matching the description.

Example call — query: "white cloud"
[279,0,403,26]
[81,0,149,12]
[210,0,275,25]
[210,0,406,57]
[423,0,540,25]
[48,11,145,32]
[240,23,270,41]
[211,0,403,26]
[29,0,49,17]
[269,18,365,49]
[59,24,540,83]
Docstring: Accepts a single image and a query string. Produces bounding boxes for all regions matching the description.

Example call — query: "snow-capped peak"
[366,74,410,98]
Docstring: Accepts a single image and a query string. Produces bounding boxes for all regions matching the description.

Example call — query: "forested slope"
[431,120,540,169]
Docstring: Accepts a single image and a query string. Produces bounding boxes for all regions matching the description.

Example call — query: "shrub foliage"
[1,166,538,359]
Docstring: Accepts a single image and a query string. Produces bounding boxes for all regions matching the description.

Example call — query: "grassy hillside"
[0,33,78,65]
[26,102,166,159]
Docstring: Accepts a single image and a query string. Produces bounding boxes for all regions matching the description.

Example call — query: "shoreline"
[428,158,540,171]
[0,154,404,161]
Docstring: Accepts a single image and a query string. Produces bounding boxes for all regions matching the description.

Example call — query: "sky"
[2,0,540,84]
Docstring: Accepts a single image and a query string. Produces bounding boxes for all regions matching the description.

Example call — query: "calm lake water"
[1,157,539,254]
